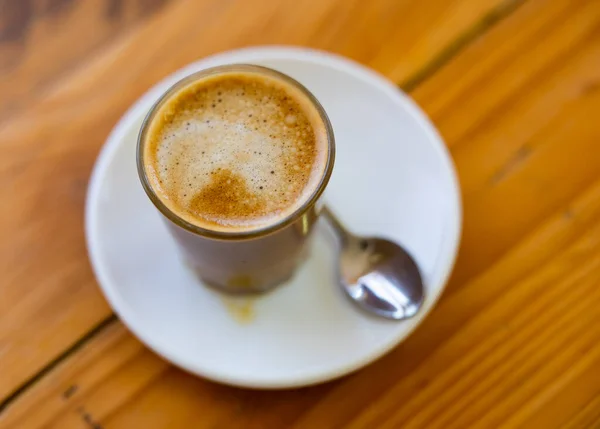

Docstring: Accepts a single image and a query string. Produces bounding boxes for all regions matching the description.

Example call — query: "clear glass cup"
[137,65,335,294]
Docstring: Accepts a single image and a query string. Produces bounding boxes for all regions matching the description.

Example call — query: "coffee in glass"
[137,64,334,293]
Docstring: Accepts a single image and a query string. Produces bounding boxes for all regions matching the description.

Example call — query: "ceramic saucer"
[85,46,461,388]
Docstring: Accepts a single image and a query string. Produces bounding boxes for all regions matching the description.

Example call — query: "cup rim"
[136,64,335,241]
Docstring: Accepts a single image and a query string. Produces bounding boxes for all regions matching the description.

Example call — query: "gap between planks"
[401,0,526,93]
[0,315,118,414]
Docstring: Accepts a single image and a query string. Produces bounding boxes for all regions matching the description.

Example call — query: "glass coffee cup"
[137,65,335,294]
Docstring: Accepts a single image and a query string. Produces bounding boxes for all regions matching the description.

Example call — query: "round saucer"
[85,46,461,388]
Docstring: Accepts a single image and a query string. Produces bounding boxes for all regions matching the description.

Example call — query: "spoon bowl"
[322,207,425,320]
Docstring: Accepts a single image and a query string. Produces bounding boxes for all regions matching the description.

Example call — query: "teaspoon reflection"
[321,206,425,320]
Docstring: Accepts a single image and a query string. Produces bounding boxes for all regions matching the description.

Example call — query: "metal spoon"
[321,206,425,320]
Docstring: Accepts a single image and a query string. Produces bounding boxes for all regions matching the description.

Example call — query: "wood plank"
[0,0,175,122]
[0,0,515,401]
[3,0,600,427]
[508,358,600,428]
[562,395,600,429]
[0,323,334,428]
[412,0,600,291]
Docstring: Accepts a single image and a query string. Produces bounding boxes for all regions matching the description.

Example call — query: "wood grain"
[0,0,516,402]
[3,0,600,427]
[0,0,174,121]
[413,0,600,290]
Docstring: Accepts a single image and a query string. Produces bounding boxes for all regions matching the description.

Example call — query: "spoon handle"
[321,206,351,244]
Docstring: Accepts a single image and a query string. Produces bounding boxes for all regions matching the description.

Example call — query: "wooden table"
[2,0,600,427]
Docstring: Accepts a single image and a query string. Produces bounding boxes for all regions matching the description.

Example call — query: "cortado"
[142,67,329,232]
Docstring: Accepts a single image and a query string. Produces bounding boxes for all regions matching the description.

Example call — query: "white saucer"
[85,47,461,388]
